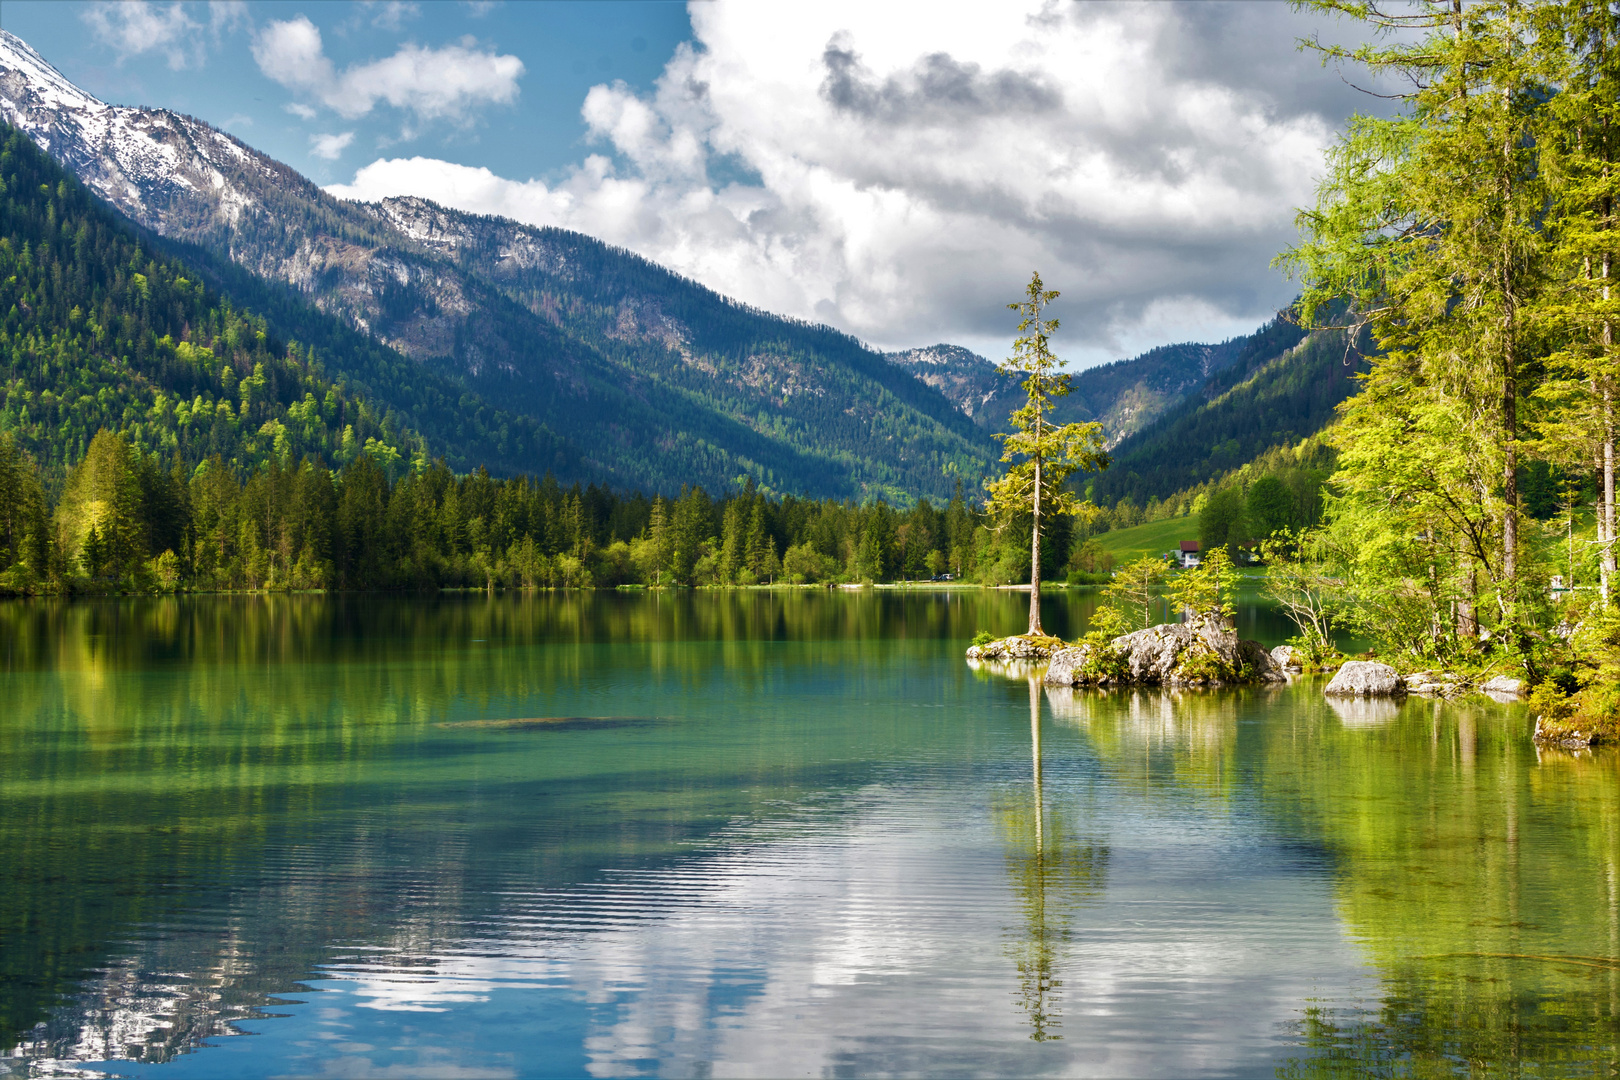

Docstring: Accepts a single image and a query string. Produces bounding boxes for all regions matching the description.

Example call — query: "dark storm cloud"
[820,40,1062,124]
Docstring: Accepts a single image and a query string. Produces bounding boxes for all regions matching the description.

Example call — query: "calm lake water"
[0,590,1616,1078]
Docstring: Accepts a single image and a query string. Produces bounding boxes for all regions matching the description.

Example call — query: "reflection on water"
[0,591,1614,1077]
[998,678,1109,1042]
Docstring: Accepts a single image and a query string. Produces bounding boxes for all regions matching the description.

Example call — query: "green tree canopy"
[984,272,1109,635]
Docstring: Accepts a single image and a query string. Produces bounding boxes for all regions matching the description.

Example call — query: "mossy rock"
[966,634,1067,661]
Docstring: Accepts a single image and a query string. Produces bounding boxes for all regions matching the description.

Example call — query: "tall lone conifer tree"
[984,273,1109,636]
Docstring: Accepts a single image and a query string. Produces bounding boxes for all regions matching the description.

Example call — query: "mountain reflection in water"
[0,592,1615,1078]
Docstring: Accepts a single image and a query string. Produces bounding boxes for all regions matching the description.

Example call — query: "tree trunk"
[1503,353,1518,600]
[1028,349,1046,636]
[1604,242,1615,605]
[1459,565,1479,642]
[1028,454,1043,635]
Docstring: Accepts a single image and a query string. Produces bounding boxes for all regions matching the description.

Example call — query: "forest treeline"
[0,427,1080,593]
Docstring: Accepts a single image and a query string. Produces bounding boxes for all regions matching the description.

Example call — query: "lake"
[0,590,1616,1078]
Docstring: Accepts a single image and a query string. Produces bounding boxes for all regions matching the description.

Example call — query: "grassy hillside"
[1091,517,1200,563]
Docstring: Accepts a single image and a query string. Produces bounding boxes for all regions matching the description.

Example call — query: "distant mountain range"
[0,29,1344,503]
[885,337,1250,449]
[1087,318,1365,508]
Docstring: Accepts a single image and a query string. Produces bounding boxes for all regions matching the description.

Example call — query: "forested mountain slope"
[886,335,1251,449]
[365,196,992,498]
[1085,319,1360,508]
[0,124,561,484]
[883,344,1033,429]
[0,31,993,501]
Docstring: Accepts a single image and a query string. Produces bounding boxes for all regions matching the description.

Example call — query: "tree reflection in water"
[996,676,1109,1041]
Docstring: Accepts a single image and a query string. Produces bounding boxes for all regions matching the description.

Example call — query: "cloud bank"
[252,16,523,125]
[328,1,1362,364]
[80,0,246,71]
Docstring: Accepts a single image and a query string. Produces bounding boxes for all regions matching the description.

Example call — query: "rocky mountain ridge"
[885,337,1251,449]
[0,30,992,500]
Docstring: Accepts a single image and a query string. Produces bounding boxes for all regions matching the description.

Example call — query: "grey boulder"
[1324,660,1403,697]
[1043,617,1283,687]
[1044,645,1092,686]
[1242,639,1288,682]
[1271,645,1303,672]
[1480,675,1527,698]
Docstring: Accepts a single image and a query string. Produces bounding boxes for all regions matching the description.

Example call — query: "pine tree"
[647,497,672,586]
[983,273,1110,635]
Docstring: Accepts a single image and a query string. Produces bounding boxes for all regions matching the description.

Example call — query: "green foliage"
[1280,0,1549,640]
[971,630,995,647]
[1168,547,1236,622]
[1259,529,1337,665]
[1099,556,1168,632]
[1529,600,1620,742]
[0,426,1015,594]
[1065,536,1116,584]
[1246,474,1294,540]
[1197,486,1248,559]
[0,432,47,589]
[1259,1,1620,672]
[983,272,1109,632]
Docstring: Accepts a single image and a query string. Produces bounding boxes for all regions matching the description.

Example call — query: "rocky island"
[969,616,1287,687]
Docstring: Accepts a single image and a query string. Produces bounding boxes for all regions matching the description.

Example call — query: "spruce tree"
[983,273,1109,635]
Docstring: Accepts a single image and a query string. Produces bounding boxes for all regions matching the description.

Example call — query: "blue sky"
[0,2,1388,365]
[0,2,693,186]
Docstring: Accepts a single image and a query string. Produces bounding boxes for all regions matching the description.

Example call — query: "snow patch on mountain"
[0,29,268,232]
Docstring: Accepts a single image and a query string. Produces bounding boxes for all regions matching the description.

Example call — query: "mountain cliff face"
[0,31,993,500]
[883,345,1028,428]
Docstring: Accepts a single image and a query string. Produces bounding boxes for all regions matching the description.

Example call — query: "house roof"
[1179,541,1200,552]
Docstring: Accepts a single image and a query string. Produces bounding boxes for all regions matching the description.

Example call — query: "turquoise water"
[0,591,1615,1078]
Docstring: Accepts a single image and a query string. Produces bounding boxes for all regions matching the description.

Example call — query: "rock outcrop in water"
[1533,716,1604,748]
[1040,616,1285,688]
[1324,660,1403,697]
[1271,645,1304,673]
[964,635,1065,661]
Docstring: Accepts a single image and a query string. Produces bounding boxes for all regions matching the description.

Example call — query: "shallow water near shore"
[0,590,1616,1078]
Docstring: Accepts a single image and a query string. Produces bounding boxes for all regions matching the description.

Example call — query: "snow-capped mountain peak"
[0,30,105,120]
[0,29,276,229]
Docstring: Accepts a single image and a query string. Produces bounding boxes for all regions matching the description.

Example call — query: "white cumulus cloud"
[80,0,246,70]
[310,131,356,160]
[82,1,200,70]
[252,17,523,125]
[328,1,1378,364]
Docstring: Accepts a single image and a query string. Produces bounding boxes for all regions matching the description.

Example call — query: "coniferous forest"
[0,118,1074,595]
